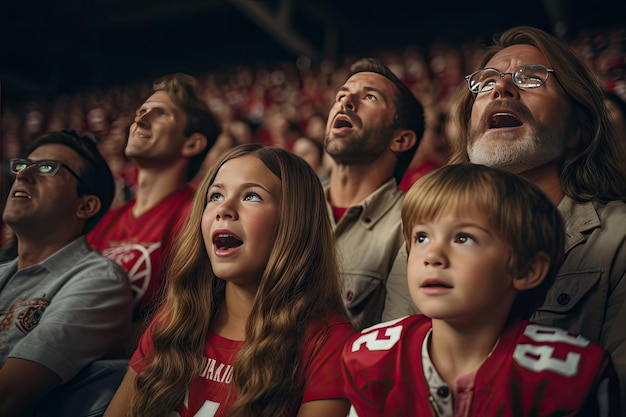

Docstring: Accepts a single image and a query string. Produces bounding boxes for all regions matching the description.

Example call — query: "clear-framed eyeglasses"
[9,158,84,186]
[465,64,555,94]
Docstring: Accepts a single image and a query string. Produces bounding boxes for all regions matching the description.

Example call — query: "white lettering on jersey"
[513,344,581,377]
[178,389,222,417]
[513,324,589,377]
[103,242,160,304]
[351,325,402,352]
[194,400,221,417]
[523,324,590,347]
[199,357,234,383]
[171,400,221,417]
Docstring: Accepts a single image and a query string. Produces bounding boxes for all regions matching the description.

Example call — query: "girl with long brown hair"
[104,144,354,417]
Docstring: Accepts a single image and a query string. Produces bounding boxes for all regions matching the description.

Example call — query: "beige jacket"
[326,179,406,330]
[532,196,626,405]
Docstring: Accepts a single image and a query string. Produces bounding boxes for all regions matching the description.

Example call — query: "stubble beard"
[467,123,564,175]
[325,126,393,166]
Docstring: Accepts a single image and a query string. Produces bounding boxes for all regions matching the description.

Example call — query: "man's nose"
[15,164,38,181]
[341,94,356,112]
[489,73,521,100]
[134,109,153,127]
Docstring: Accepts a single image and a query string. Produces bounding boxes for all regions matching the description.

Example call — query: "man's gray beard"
[467,129,564,175]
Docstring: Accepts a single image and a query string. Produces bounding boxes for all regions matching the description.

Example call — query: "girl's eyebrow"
[209,182,271,193]
[240,182,271,192]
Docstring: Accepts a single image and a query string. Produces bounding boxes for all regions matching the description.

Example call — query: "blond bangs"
[402,165,502,249]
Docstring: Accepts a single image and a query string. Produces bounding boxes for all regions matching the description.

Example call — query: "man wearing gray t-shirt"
[0,130,133,416]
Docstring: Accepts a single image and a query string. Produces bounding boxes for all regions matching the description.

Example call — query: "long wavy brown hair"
[129,144,349,417]
[449,26,626,202]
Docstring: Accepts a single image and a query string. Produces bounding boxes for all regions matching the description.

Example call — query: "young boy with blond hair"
[342,164,620,416]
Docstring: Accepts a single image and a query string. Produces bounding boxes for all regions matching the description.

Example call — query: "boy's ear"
[181,133,208,158]
[76,195,101,220]
[513,251,551,291]
[390,129,417,153]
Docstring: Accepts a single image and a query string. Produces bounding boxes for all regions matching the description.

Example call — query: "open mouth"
[13,191,31,199]
[489,113,522,128]
[333,117,353,129]
[213,234,243,250]
[134,128,151,139]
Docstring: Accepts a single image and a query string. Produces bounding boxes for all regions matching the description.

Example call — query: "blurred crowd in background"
[2,25,625,228]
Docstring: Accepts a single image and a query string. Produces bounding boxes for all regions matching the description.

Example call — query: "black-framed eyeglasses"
[465,64,555,94]
[9,158,84,186]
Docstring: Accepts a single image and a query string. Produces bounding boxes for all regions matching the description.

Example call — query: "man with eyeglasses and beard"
[448,25,626,406]
[0,130,133,416]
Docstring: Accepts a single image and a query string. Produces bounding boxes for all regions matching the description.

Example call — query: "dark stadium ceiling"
[0,0,623,105]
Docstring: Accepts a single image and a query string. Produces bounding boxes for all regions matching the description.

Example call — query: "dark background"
[1,0,624,105]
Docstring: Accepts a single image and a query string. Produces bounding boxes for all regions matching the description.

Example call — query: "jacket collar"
[325,178,403,230]
[557,195,600,253]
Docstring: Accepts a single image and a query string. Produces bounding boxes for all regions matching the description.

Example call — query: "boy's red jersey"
[342,315,620,416]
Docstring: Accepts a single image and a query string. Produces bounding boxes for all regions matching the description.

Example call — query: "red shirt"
[87,186,195,319]
[132,315,355,417]
[342,315,620,416]
[398,160,437,193]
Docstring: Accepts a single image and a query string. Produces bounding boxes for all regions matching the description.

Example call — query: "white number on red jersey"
[350,318,406,352]
[513,324,589,377]
[513,345,581,377]
[172,393,221,417]
[523,324,589,347]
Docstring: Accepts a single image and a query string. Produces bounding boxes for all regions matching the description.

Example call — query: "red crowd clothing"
[131,315,355,417]
[87,186,194,319]
[343,315,620,417]
[397,160,437,193]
